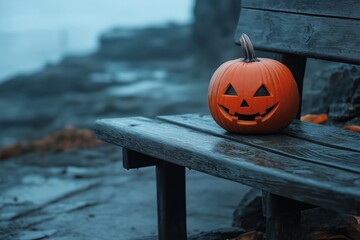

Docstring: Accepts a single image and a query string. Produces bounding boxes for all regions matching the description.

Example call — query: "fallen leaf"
[0,143,23,159]
[343,125,360,133]
[301,113,328,124]
[0,127,103,160]
[227,231,263,240]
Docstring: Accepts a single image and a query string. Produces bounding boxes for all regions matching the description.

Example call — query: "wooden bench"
[95,1,360,239]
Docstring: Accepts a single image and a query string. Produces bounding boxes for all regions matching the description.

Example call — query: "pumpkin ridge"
[259,59,277,95]
[257,60,280,122]
[209,60,240,128]
[234,59,245,100]
[260,60,278,103]
[265,59,299,128]
[262,60,285,128]
[271,60,295,109]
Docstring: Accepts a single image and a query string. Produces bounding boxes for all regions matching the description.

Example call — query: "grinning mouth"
[220,104,277,121]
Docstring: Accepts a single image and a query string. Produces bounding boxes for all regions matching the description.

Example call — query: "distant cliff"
[192,0,242,76]
[97,24,191,60]
[96,0,243,78]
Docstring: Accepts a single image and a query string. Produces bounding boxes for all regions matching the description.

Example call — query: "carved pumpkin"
[208,34,300,134]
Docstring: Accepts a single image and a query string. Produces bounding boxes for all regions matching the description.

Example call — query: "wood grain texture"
[242,0,360,19]
[95,116,360,214]
[282,120,360,152]
[159,114,360,174]
[160,114,360,152]
[234,9,360,65]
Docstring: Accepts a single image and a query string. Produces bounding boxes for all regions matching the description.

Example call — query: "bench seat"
[95,113,360,239]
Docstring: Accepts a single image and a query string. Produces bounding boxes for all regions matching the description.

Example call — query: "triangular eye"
[240,99,249,107]
[254,84,270,97]
[224,84,237,96]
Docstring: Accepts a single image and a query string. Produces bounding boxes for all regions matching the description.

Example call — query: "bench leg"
[156,160,187,240]
[262,192,302,240]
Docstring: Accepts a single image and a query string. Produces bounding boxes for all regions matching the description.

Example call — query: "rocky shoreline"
[0,24,209,147]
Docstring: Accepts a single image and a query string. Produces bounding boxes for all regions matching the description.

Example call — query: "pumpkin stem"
[240,34,259,62]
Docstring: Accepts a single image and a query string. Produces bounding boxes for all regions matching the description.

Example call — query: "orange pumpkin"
[208,34,300,134]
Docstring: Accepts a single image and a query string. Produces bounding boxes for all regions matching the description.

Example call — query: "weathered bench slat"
[234,9,360,65]
[242,0,360,19]
[282,121,360,153]
[158,114,360,174]
[95,117,360,214]
[159,114,360,152]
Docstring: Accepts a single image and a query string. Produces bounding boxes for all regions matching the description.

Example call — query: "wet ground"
[0,29,256,237]
[0,57,208,148]
[0,144,250,240]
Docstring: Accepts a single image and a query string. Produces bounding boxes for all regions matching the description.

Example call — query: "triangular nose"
[240,99,249,107]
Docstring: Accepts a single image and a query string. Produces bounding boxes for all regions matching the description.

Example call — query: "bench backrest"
[234,0,360,65]
[234,0,360,117]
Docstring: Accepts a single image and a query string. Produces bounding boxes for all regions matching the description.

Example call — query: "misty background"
[0,0,249,149]
[0,0,193,81]
[0,0,358,148]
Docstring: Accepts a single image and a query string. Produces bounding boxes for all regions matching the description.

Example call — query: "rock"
[302,64,360,126]
[192,0,242,78]
[97,24,191,60]
[0,56,106,98]
[301,208,348,240]
[232,189,265,232]
[346,216,360,240]
[232,189,350,239]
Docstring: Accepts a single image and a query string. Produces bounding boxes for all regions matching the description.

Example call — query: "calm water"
[0,0,193,82]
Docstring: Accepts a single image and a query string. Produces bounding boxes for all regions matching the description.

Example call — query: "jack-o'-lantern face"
[218,82,279,125]
[208,58,300,134]
[208,34,300,134]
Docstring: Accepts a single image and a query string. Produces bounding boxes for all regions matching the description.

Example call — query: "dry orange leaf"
[0,127,103,160]
[343,125,360,133]
[228,231,264,240]
[301,113,328,124]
